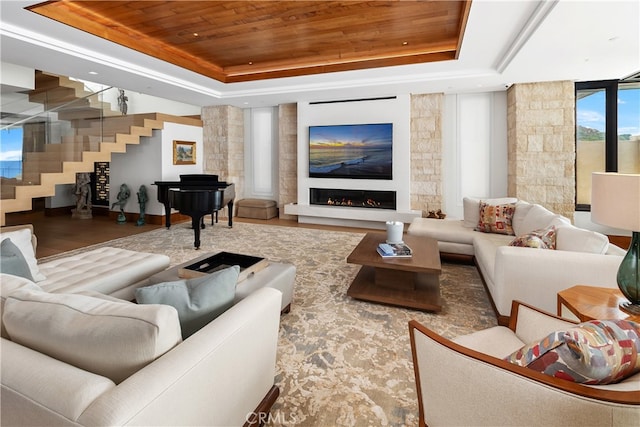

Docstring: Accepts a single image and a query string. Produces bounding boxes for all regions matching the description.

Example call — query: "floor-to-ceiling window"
[575,79,640,209]
[0,127,24,180]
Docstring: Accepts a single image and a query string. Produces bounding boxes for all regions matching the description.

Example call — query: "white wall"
[1,62,34,91]
[296,95,412,210]
[110,122,203,216]
[78,79,201,116]
[443,91,508,219]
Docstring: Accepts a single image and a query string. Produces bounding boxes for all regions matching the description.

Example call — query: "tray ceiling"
[27,0,472,83]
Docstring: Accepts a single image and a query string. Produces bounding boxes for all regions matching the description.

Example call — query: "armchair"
[409,301,640,426]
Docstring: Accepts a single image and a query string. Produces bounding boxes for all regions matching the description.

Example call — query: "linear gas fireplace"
[310,188,396,210]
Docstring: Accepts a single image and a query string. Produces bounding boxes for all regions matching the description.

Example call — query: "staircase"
[0,71,197,226]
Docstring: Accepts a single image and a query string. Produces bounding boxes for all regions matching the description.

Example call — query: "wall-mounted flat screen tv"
[309,123,392,180]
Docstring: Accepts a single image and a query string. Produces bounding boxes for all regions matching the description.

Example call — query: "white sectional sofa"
[1,286,282,426]
[0,224,171,300]
[408,197,625,324]
[1,224,285,426]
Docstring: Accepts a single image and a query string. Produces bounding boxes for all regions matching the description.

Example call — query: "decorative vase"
[386,221,404,244]
[618,231,640,314]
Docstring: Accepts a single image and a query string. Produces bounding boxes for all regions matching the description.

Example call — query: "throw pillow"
[3,288,182,384]
[556,225,609,254]
[1,238,35,281]
[509,226,557,249]
[0,228,45,281]
[504,319,640,385]
[475,201,516,235]
[463,197,518,228]
[0,273,42,339]
[135,265,240,339]
[518,204,571,236]
[511,200,533,236]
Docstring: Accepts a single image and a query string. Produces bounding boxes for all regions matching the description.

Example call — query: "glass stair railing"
[0,72,164,224]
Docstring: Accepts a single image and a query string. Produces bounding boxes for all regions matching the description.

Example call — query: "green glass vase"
[618,231,640,314]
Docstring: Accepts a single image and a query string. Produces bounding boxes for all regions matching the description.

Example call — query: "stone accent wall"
[201,105,244,218]
[507,81,575,219]
[410,93,443,216]
[278,103,298,219]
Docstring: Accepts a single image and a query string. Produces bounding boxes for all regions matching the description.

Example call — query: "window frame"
[574,79,619,211]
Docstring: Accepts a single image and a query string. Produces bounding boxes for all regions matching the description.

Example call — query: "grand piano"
[153,174,235,249]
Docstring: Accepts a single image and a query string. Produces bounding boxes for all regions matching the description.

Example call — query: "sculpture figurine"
[117,89,128,115]
[111,183,131,224]
[426,209,446,219]
[72,172,92,219]
[136,185,148,226]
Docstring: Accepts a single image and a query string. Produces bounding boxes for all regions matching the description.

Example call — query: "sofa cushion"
[505,319,640,385]
[0,227,45,281]
[453,326,526,359]
[509,226,557,249]
[463,197,518,228]
[409,218,478,245]
[511,201,533,236]
[475,201,516,235]
[518,204,570,236]
[556,225,609,254]
[135,265,239,339]
[1,238,34,281]
[3,288,182,384]
[36,247,170,296]
[0,274,42,339]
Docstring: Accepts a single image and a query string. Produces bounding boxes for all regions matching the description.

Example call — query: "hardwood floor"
[4,209,375,259]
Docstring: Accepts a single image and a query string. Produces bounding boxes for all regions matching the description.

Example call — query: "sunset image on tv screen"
[309,123,392,180]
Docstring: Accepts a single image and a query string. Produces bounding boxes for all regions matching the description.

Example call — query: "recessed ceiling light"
[248,61,253,65]
[193,33,199,37]
[88,71,98,75]
[402,41,408,46]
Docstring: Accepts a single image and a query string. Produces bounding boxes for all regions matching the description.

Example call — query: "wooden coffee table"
[346,232,442,311]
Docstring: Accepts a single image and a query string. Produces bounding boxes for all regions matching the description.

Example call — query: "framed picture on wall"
[173,140,196,165]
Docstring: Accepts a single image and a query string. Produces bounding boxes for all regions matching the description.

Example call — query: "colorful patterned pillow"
[505,319,640,385]
[475,201,516,235]
[509,226,557,249]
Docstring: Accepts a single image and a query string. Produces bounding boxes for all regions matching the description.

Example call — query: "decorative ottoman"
[236,198,278,220]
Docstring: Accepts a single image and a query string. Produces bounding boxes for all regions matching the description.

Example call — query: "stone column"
[410,93,443,216]
[201,105,244,219]
[507,81,575,219]
[278,103,298,219]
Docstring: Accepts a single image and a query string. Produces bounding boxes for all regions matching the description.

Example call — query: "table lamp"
[591,172,640,315]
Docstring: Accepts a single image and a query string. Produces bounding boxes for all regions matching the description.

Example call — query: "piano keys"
[153,174,235,249]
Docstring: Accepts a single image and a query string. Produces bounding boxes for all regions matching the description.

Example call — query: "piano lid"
[179,174,219,183]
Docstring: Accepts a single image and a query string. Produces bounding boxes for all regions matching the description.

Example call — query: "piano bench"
[236,199,278,220]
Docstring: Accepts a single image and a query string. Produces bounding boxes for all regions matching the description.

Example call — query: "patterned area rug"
[41,221,497,426]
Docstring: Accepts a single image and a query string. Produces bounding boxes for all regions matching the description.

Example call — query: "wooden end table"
[557,285,640,323]
[346,232,442,311]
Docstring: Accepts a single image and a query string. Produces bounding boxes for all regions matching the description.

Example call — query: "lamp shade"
[591,172,640,232]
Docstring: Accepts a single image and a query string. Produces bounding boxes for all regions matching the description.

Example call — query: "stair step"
[1,70,193,224]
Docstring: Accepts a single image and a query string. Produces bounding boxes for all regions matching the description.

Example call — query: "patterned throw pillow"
[475,201,516,235]
[509,226,557,249]
[504,319,640,385]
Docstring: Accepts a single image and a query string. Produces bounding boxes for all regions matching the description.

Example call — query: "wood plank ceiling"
[27,1,472,83]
